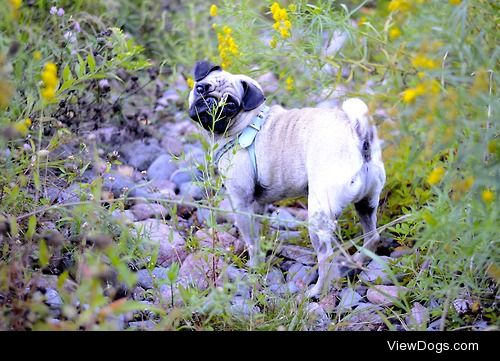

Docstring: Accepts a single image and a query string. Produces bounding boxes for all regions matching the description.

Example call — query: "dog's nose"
[205,97,217,110]
[195,83,210,95]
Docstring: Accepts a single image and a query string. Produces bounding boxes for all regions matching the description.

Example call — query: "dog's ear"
[241,80,265,111]
[194,61,221,82]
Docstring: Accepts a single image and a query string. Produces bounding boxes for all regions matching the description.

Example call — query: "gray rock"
[285,263,317,291]
[133,219,187,267]
[169,165,201,189]
[265,267,285,286]
[406,302,429,330]
[306,302,331,331]
[224,266,250,297]
[359,256,396,285]
[161,135,183,156]
[132,286,147,301]
[270,208,301,230]
[427,318,443,331]
[177,252,226,290]
[256,72,279,93]
[102,171,136,198]
[179,181,204,200]
[196,198,236,225]
[366,285,408,306]
[128,320,156,330]
[319,293,337,314]
[196,229,245,256]
[111,209,136,224]
[278,245,316,266]
[183,144,205,164]
[337,288,363,312]
[228,296,259,319]
[120,139,164,170]
[45,288,63,309]
[46,183,89,204]
[131,203,169,221]
[136,267,169,289]
[147,154,178,181]
[343,303,384,330]
[275,230,302,242]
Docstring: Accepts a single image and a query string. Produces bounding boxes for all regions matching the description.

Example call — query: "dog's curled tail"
[342,98,373,162]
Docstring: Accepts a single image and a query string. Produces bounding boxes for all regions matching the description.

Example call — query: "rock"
[406,302,429,329]
[319,293,337,314]
[111,209,136,224]
[278,245,316,266]
[45,288,63,309]
[285,263,317,292]
[270,208,301,230]
[337,288,363,312]
[148,179,177,196]
[275,230,302,242]
[179,181,204,200]
[452,298,471,314]
[128,320,156,330]
[132,286,147,301]
[224,266,251,297]
[133,219,187,267]
[390,246,413,258]
[177,252,226,290]
[265,267,285,286]
[359,256,396,285]
[306,302,331,331]
[46,183,89,204]
[366,285,408,306]
[196,198,235,225]
[90,126,120,144]
[102,171,136,198]
[427,318,443,331]
[228,296,259,319]
[183,144,205,165]
[169,166,201,189]
[343,303,384,330]
[30,274,77,293]
[131,203,169,221]
[136,267,169,289]
[161,135,184,156]
[120,139,164,170]
[256,72,279,93]
[147,154,178,181]
[196,229,245,256]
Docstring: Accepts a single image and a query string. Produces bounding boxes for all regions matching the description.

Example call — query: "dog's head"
[188,61,265,134]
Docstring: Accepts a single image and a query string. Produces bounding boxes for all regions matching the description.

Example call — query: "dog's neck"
[213,106,263,142]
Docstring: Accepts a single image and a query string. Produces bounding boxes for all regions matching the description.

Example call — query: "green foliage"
[0,0,497,330]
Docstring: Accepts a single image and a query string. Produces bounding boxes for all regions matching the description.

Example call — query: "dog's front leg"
[230,196,263,267]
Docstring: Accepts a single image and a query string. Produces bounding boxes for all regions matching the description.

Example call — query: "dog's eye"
[196,83,210,95]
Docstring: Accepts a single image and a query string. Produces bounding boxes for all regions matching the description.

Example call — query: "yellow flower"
[388,0,411,12]
[285,76,294,91]
[25,117,32,126]
[209,4,217,17]
[41,87,56,101]
[33,51,42,60]
[412,54,438,70]
[279,27,290,38]
[402,83,425,103]
[217,26,238,69]
[288,4,297,12]
[427,167,445,185]
[9,0,22,10]
[389,27,401,40]
[449,0,461,5]
[269,37,277,49]
[187,77,194,89]
[482,189,494,203]
[41,70,58,88]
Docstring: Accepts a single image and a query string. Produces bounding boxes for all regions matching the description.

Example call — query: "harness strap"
[213,105,270,180]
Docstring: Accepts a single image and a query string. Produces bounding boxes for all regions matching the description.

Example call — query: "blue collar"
[214,104,270,179]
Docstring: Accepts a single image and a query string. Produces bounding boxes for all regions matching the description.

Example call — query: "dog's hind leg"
[232,199,263,267]
[306,192,345,298]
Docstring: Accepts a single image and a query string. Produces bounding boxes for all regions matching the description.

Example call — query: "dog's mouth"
[189,95,241,134]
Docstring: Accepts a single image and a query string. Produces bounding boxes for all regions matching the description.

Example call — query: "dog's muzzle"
[189,95,241,134]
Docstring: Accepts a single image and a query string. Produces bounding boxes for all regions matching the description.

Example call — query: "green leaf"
[39,239,49,267]
[62,64,73,82]
[87,52,96,72]
[33,170,41,191]
[77,54,86,78]
[27,215,37,240]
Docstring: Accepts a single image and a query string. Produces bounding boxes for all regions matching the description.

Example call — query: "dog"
[188,61,386,297]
